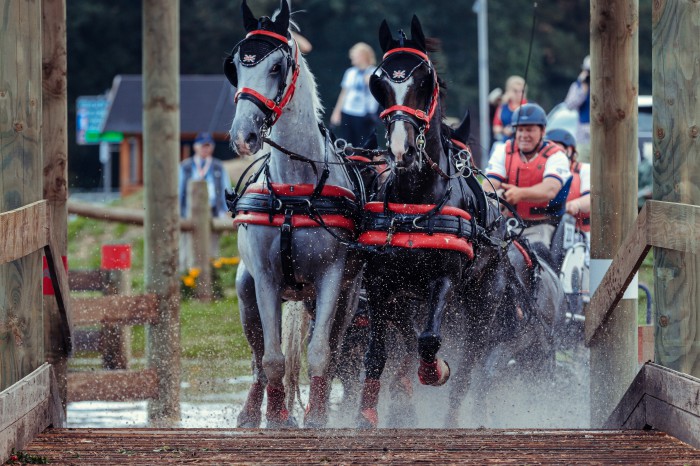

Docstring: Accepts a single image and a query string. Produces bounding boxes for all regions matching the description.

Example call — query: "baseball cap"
[194,132,215,145]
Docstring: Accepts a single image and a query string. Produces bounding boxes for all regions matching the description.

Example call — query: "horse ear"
[410,15,426,51]
[453,109,471,144]
[378,20,393,53]
[241,0,258,32]
[274,0,291,35]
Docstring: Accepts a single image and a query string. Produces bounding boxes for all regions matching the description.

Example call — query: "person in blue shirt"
[330,42,379,147]
[178,132,231,270]
[565,55,591,147]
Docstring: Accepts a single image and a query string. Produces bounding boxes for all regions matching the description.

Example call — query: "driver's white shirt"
[578,162,591,196]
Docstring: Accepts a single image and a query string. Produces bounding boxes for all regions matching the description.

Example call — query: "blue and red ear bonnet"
[369,16,440,131]
[223,0,299,127]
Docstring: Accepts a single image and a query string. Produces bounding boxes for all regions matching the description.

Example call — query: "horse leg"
[417,276,454,386]
[358,301,388,429]
[254,275,296,428]
[304,265,349,428]
[387,304,418,427]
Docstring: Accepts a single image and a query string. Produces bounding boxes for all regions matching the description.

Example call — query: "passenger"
[545,128,590,240]
[482,103,571,249]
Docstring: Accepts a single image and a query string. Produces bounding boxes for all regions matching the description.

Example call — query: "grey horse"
[225,0,363,428]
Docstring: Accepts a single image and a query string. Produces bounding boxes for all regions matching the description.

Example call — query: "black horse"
[355,16,522,428]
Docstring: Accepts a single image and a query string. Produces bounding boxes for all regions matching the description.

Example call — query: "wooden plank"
[44,240,73,355]
[586,204,650,344]
[653,0,700,379]
[605,363,647,429]
[0,0,44,393]
[0,364,52,461]
[645,395,700,450]
[0,201,49,264]
[71,294,159,326]
[69,270,107,292]
[67,369,158,402]
[647,201,700,253]
[644,363,700,418]
[67,200,195,231]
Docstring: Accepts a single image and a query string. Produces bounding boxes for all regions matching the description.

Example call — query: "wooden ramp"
[22,428,700,464]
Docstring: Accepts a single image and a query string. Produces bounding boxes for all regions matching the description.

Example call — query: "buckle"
[265,99,276,110]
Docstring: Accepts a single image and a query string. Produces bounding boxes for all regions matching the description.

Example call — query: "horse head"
[370,16,441,170]
[224,0,298,156]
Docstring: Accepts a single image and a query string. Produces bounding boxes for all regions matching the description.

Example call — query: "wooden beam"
[67,369,158,402]
[647,201,700,253]
[71,294,159,326]
[67,200,199,231]
[0,364,62,462]
[43,240,73,355]
[0,201,49,265]
[586,203,650,343]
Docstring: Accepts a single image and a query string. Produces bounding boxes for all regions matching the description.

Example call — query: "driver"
[482,103,571,249]
[545,128,590,239]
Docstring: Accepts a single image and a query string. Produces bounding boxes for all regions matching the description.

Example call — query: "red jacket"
[504,140,563,221]
[567,161,591,232]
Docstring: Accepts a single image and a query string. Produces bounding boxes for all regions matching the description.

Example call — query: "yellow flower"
[213,259,223,269]
[183,276,196,288]
[189,267,201,278]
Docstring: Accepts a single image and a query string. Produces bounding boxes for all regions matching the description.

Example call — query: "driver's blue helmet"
[545,128,577,149]
[511,103,547,128]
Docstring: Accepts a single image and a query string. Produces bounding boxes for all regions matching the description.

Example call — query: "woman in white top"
[330,42,379,146]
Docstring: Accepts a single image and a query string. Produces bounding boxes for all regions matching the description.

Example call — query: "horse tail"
[282,300,309,415]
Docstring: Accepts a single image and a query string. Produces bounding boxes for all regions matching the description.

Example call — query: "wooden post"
[143,0,181,425]
[589,0,639,426]
[0,0,44,392]
[188,180,213,301]
[100,270,132,370]
[653,1,700,377]
[41,0,69,410]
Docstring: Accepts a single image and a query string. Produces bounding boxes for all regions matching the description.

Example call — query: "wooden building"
[100,75,236,196]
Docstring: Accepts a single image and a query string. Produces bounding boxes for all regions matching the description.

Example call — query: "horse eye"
[270,64,282,74]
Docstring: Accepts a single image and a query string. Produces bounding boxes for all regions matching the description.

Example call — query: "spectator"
[565,55,591,154]
[492,75,526,143]
[330,42,379,147]
[178,132,231,269]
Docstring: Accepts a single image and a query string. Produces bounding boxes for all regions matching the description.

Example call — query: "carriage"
[224,0,576,429]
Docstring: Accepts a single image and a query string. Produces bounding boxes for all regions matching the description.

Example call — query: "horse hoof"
[418,358,450,386]
[236,410,262,428]
[357,408,378,429]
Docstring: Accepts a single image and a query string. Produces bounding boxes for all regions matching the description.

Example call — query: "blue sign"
[76,96,114,145]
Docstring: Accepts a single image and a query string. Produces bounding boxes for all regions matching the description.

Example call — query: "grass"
[67,190,248,383]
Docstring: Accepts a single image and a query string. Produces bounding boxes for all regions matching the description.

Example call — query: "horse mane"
[424,37,448,123]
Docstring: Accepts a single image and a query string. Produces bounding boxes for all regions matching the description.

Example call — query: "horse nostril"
[244,132,258,146]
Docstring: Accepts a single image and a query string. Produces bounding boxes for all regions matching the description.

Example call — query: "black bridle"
[224,29,300,133]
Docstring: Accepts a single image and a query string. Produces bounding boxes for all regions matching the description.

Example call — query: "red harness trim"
[451,138,468,151]
[513,240,533,269]
[346,155,372,164]
[234,37,300,125]
[243,182,356,200]
[358,231,474,259]
[360,202,474,258]
[364,202,472,221]
[232,182,356,232]
[234,212,355,231]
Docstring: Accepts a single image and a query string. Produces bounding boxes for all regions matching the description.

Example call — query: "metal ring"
[506,217,520,231]
[412,217,425,229]
[274,198,283,211]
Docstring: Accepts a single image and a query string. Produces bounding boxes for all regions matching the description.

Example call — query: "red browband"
[246,29,290,44]
[383,47,430,62]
